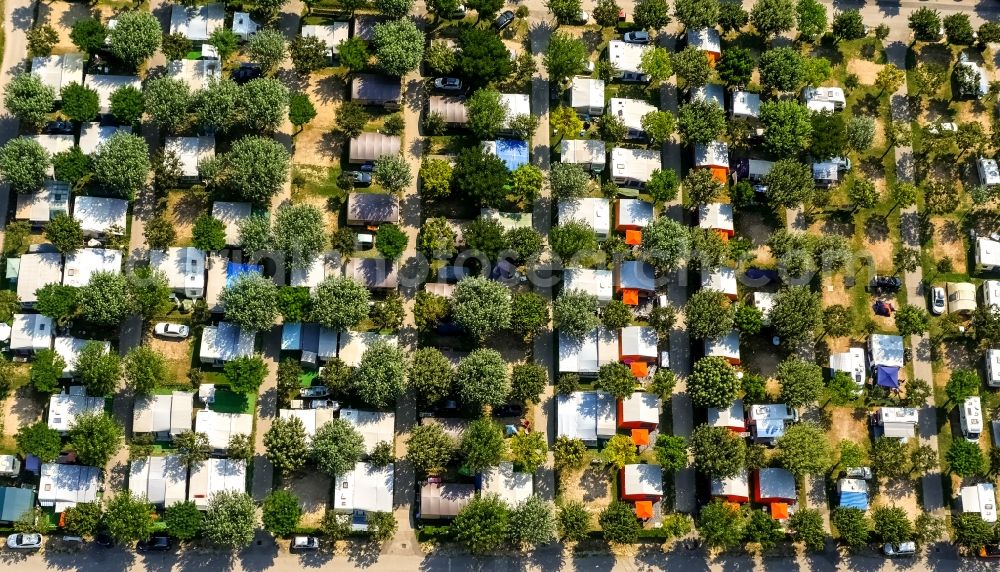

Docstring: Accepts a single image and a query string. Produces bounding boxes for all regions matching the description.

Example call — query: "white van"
[960,396,984,443]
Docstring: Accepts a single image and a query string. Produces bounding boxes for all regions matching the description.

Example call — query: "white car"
[7,533,43,549]
[154,322,190,339]
[623,31,650,44]
[931,287,946,315]
[433,77,462,92]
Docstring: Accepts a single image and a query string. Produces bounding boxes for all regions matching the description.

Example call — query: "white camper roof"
[694,141,729,168]
[558,197,611,237]
[619,326,657,360]
[150,247,206,294]
[480,461,533,506]
[290,256,327,289]
[129,455,187,506]
[195,410,253,450]
[188,458,247,510]
[78,123,131,156]
[301,23,349,55]
[757,467,796,501]
[731,91,760,118]
[54,337,110,377]
[610,147,660,184]
[212,201,252,246]
[615,198,653,229]
[869,334,904,368]
[38,463,100,512]
[16,252,63,305]
[166,58,222,91]
[278,408,335,439]
[752,291,777,325]
[711,470,750,499]
[983,280,1000,309]
[84,74,141,111]
[701,267,737,297]
[619,392,660,426]
[556,391,616,442]
[978,238,1000,268]
[47,392,104,433]
[31,54,84,95]
[691,83,725,108]
[73,196,128,235]
[563,268,613,304]
[334,462,394,513]
[704,330,740,362]
[132,392,194,436]
[879,407,918,439]
[622,463,663,497]
[337,331,399,368]
[607,98,657,132]
[708,399,745,430]
[10,313,53,353]
[963,396,983,435]
[169,3,224,41]
[962,483,997,522]
[561,139,606,166]
[199,322,255,363]
[698,202,734,233]
[165,136,215,179]
[558,328,619,375]
[687,27,721,53]
[608,40,649,73]
[570,77,605,112]
[63,248,122,287]
[340,408,395,455]
[829,347,866,387]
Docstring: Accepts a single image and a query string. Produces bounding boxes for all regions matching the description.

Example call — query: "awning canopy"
[631,361,648,377]
[622,289,639,306]
[839,491,869,510]
[635,500,653,519]
[876,366,899,389]
[631,429,649,446]
[625,230,641,245]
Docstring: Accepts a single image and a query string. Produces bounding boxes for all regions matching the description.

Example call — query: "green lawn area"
[211,387,256,415]
[299,370,318,387]
[292,164,346,202]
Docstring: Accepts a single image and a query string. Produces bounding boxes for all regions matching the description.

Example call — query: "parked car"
[870,275,902,293]
[232,63,262,84]
[623,31,650,44]
[154,323,190,339]
[346,171,372,186]
[43,120,74,135]
[844,467,873,480]
[620,71,651,83]
[493,10,515,31]
[931,286,946,315]
[7,533,43,549]
[433,77,463,92]
[292,536,320,551]
[493,403,524,418]
[136,535,171,552]
[882,541,916,557]
[300,386,331,398]
[309,399,340,410]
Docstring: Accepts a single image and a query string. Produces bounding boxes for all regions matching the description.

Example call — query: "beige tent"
[419,483,475,519]
[348,132,401,164]
[428,95,468,125]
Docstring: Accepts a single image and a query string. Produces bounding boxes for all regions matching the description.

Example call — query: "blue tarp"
[876,366,900,389]
[492,139,529,171]
[226,262,263,288]
[617,261,656,291]
[839,491,869,510]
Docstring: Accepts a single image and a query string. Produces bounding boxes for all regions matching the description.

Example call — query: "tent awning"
[839,491,869,510]
[771,502,788,520]
[635,501,653,519]
[631,429,649,446]
[631,361,648,377]
[876,366,899,389]
[625,230,641,245]
[622,289,639,306]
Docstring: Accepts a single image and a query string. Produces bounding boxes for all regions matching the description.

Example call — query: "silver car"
[7,533,43,549]
[154,322,190,339]
[623,31,650,44]
[931,286,946,315]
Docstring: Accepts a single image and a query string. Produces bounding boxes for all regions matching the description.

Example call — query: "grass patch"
[211,387,256,415]
[291,164,346,203]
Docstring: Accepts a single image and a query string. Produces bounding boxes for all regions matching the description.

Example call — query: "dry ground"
[821,273,852,355]
[735,211,775,266]
[826,406,870,449]
[286,472,331,527]
[38,2,93,54]
[293,70,347,167]
[147,335,193,386]
[846,60,884,85]
[166,190,202,247]
[927,216,969,274]
[560,464,613,517]
[873,480,921,521]
[0,384,42,447]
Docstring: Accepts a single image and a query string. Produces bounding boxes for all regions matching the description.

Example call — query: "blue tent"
[492,139,529,171]
[0,487,35,523]
[226,262,263,288]
[875,366,900,389]
[616,261,656,292]
[839,490,869,510]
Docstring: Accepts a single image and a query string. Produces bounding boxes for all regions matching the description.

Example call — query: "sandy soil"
[861,226,893,273]
[167,190,201,247]
[873,481,921,521]
[296,190,340,231]
[735,211,775,266]
[286,473,331,527]
[826,406,870,449]
[927,216,969,274]
[293,70,347,167]
[38,2,93,54]
[148,336,193,386]
[560,464,613,514]
[846,60,883,86]
[821,274,851,353]
[0,385,42,441]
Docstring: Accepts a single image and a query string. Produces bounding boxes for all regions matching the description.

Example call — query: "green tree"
[461,418,506,472]
[60,82,99,122]
[600,501,640,544]
[93,132,150,200]
[352,340,407,408]
[776,423,832,477]
[684,290,734,341]
[550,221,598,261]
[750,0,796,38]
[372,155,412,195]
[943,13,974,45]
[43,213,83,254]
[74,341,120,398]
[192,215,226,251]
[548,0,584,24]
[173,430,211,467]
[832,9,865,40]
[372,18,424,76]
[770,286,822,346]
[954,513,994,550]
[467,88,508,140]
[510,363,547,404]
[683,167,725,206]
[557,501,591,541]
[875,65,905,97]
[211,136,290,204]
[62,502,101,537]
[164,501,202,541]
[289,35,328,75]
[143,77,191,132]
[203,491,258,548]
[458,26,512,88]
[262,490,302,536]
[107,11,162,69]
[311,419,365,477]
[789,508,826,552]
[760,100,811,155]
[457,348,510,409]
[716,46,755,87]
[288,91,317,132]
[947,439,985,477]
[453,146,510,208]
[312,276,371,330]
[509,495,555,548]
[673,0,718,28]
[760,47,804,92]
[832,507,870,550]
[645,169,679,203]
[406,423,455,475]
[894,304,930,337]
[550,106,584,141]
[221,273,278,331]
[946,369,980,403]
[68,412,124,467]
[264,416,309,475]
[4,73,54,127]
[452,276,512,342]
[554,289,600,338]
[237,77,289,133]
[223,356,268,395]
[689,423,746,477]
[122,346,169,395]
[247,29,286,74]
[776,356,823,408]
[596,362,636,400]
[764,158,814,209]
[639,48,673,83]
[193,79,238,133]
[601,299,632,330]
[337,37,370,72]
[0,137,49,194]
[672,46,710,87]
[593,0,621,27]
[553,436,587,472]
[654,434,687,472]
[52,147,93,188]
[810,110,846,159]
[871,436,909,478]
[208,28,239,61]
[425,40,457,75]
[699,500,745,549]
[796,0,827,40]
[70,19,107,54]
[419,158,453,200]
[677,101,726,145]
[103,492,154,543]
[409,347,455,406]
[634,0,670,29]
[161,32,192,62]
[453,495,511,554]
[871,506,913,545]
[509,431,547,473]
[15,420,62,462]
[720,1,750,32]
[544,32,587,84]
[30,349,65,394]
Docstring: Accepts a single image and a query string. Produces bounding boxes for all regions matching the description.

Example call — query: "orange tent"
[625,229,642,245]
[771,503,789,520]
[635,501,653,520]
[622,288,639,306]
[630,361,648,378]
[706,52,719,67]
[710,167,728,184]
[631,429,649,447]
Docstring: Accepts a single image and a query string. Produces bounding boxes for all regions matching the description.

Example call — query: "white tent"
[869,334,904,368]
[38,463,99,512]
[195,410,253,450]
[340,408,395,455]
[333,462,394,515]
[129,455,187,507]
[708,399,745,431]
[877,407,918,439]
[618,392,660,428]
[278,408,335,439]
[556,391,616,443]
[479,461,533,506]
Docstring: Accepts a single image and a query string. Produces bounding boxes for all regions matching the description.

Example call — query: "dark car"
[136,535,171,552]
[493,10,515,31]
[870,275,902,292]
[43,121,74,135]
[493,403,524,418]
[232,63,262,84]
[346,171,372,186]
